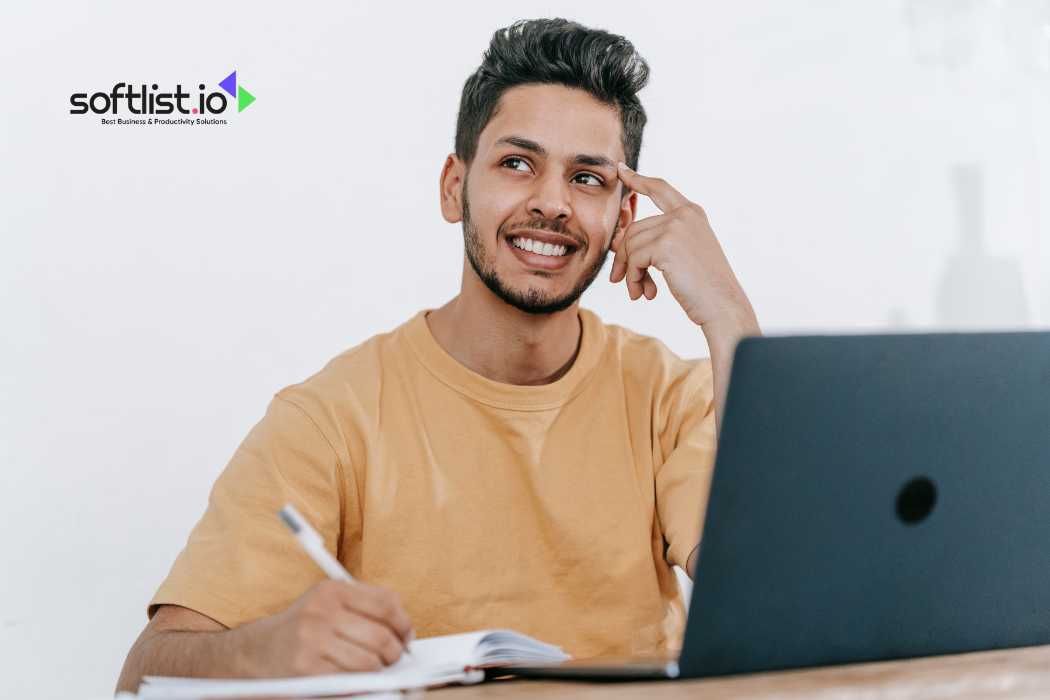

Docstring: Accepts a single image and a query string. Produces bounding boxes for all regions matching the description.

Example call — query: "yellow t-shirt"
[148,307,717,657]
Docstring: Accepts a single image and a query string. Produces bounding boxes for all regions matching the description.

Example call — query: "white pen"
[278,503,415,657]
[279,503,356,581]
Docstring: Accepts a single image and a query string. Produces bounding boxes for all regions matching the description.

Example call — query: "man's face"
[451,83,635,315]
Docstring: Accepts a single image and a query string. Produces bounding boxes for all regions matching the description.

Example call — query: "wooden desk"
[432,645,1050,698]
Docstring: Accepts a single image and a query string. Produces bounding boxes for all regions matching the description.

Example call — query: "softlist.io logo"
[69,70,256,126]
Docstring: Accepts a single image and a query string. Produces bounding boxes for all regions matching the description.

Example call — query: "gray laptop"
[507,331,1050,680]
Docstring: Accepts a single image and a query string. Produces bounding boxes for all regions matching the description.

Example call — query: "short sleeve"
[654,358,718,571]
[147,394,349,628]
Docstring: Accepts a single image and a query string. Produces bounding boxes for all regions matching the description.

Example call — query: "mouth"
[503,232,580,272]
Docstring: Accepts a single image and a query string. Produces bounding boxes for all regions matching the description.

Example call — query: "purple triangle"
[219,70,237,98]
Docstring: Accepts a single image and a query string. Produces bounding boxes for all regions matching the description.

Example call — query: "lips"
[505,235,576,271]
[505,228,581,252]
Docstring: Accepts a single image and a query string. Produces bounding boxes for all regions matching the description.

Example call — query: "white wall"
[2,1,1048,697]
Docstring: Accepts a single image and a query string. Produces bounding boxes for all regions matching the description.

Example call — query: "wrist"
[701,306,760,355]
[228,617,266,678]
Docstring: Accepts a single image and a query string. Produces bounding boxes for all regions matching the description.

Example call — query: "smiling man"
[116,17,760,692]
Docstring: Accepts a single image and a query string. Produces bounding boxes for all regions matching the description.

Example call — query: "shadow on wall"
[903,0,1049,330]
[934,163,1030,329]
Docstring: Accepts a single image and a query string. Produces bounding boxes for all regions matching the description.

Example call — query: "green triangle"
[237,85,256,112]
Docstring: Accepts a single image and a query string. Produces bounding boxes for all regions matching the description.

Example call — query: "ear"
[439,154,467,224]
[611,188,637,249]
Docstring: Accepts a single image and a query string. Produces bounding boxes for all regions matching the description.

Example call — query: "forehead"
[477,83,625,163]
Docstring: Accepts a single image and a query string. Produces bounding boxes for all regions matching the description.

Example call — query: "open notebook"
[136,629,569,698]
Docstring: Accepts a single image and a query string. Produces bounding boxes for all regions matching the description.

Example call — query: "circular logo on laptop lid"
[896,476,937,524]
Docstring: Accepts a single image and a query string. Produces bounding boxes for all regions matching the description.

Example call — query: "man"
[116,17,760,692]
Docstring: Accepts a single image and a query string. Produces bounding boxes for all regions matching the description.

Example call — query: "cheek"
[478,195,524,236]
[579,204,620,248]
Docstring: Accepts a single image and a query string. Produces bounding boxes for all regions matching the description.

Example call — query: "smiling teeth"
[511,237,569,256]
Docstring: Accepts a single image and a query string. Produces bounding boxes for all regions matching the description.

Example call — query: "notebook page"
[137,666,473,700]
[136,629,563,698]
[475,630,571,665]
[138,633,494,699]
[389,630,493,671]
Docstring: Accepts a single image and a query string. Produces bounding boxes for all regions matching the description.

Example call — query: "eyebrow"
[493,135,616,170]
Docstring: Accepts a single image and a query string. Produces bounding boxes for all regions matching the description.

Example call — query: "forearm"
[701,306,761,436]
[115,623,260,694]
[682,306,758,584]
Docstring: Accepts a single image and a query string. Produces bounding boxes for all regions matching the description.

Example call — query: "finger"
[642,270,658,300]
[338,583,414,644]
[300,654,346,676]
[610,214,665,284]
[627,267,658,301]
[622,228,663,300]
[616,162,689,213]
[609,225,625,282]
[343,584,413,643]
[610,248,626,284]
[321,638,385,673]
[624,212,666,234]
[333,615,406,666]
[629,267,654,301]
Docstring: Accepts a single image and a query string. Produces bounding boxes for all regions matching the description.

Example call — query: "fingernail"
[617,161,628,171]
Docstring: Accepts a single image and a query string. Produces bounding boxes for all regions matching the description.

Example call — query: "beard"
[461,177,615,316]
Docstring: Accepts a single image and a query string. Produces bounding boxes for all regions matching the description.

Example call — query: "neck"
[426,265,583,386]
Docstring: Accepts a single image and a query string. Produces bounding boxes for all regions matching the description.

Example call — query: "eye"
[573,172,604,187]
[500,158,604,187]
[500,157,532,173]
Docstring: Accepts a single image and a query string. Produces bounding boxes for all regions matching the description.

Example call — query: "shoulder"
[589,313,716,444]
[273,314,417,423]
[595,313,713,400]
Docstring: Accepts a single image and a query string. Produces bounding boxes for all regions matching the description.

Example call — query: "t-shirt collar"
[402,306,607,410]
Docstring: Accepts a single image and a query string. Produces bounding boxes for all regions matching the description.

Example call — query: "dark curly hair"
[454,18,650,187]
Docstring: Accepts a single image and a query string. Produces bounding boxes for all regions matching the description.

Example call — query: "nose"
[526,170,572,223]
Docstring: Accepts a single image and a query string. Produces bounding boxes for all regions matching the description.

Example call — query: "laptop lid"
[679,331,1050,678]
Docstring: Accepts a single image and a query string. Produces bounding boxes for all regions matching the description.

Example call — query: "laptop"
[506,331,1050,680]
